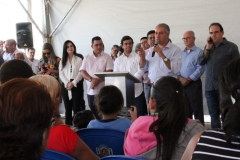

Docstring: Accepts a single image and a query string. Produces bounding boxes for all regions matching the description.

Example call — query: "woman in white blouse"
[59,40,84,125]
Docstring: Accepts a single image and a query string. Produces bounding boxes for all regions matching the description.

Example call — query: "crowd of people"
[0,21,239,159]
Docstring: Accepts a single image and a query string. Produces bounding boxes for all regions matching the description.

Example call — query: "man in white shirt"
[3,39,31,66]
[80,36,114,119]
[27,47,40,75]
[139,23,182,83]
[114,36,145,117]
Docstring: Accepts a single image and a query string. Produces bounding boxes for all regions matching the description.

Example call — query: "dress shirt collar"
[183,45,197,53]
[122,51,135,58]
[92,51,103,57]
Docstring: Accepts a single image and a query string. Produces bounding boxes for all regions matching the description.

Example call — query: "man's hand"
[90,78,102,89]
[154,45,164,58]
[179,76,191,86]
[206,36,213,49]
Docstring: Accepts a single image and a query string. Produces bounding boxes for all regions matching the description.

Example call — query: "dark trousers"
[61,79,85,125]
[87,94,100,119]
[184,79,204,125]
[134,91,145,117]
[205,90,221,129]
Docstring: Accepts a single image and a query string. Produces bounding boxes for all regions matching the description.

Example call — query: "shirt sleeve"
[106,54,114,71]
[79,57,87,71]
[231,44,240,59]
[47,125,79,155]
[189,50,206,81]
[59,60,69,88]
[72,58,83,87]
[170,47,182,75]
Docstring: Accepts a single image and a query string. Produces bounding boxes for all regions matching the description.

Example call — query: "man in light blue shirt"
[178,31,205,124]
[139,23,182,83]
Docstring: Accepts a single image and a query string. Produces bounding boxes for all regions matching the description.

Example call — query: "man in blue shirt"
[139,23,182,83]
[178,31,205,125]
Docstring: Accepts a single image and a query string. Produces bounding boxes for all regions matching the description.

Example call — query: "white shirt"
[3,49,32,66]
[59,55,83,87]
[29,58,40,74]
[80,52,114,95]
[141,42,182,83]
[114,52,144,97]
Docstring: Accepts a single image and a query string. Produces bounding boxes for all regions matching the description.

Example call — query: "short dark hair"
[95,85,124,115]
[0,78,54,159]
[209,22,224,32]
[91,36,102,45]
[73,110,95,129]
[120,36,134,45]
[0,59,33,84]
[112,44,119,49]
[147,30,155,38]
[27,47,35,51]
[140,37,147,41]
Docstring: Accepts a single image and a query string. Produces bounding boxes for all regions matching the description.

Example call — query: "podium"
[94,72,141,109]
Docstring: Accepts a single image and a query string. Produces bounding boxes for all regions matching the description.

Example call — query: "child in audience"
[73,110,95,130]
[124,76,205,160]
[87,85,137,132]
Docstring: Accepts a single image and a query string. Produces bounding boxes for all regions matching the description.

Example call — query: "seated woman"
[182,57,240,160]
[124,76,205,160]
[87,85,137,132]
[0,78,53,160]
[30,75,99,160]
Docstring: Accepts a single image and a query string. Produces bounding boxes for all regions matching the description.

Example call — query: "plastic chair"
[100,155,147,160]
[41,149,75,160]
[76,128,125,157]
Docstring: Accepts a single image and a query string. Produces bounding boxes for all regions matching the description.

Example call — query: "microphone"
[152,41,159,57]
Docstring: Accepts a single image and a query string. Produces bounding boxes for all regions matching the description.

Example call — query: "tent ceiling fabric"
[47,0,240,57]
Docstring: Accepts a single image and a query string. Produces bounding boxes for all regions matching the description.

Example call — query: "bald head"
[182,30,196,49]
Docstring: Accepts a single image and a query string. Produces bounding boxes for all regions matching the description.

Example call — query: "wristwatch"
[88,77,92,82]
[164,57,168,62]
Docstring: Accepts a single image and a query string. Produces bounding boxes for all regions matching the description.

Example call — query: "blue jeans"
[205,90,221,129]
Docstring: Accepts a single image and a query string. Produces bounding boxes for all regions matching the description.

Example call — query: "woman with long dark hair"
[124,76,205,160]
[182,57,240,160]
[59,40,84,125]
[38,43,61,81]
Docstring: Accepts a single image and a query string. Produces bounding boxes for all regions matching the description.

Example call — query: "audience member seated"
[30,75,99,160]
[182,57,240,160]
[0,59,33,84]
[87,85,137,132]
[0,78,54,159]
[73,110,95,130]
[124,76,205,160]
[14,52,25,60]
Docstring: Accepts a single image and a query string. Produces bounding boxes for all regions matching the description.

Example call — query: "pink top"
[80,52,113,95]
[124,116,194,156]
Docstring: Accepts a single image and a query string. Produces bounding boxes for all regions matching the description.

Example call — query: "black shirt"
[200,38,239,91]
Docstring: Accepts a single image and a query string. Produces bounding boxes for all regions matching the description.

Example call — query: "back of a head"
[29,75,61,103]
[95,85,124,116]
[0,59,33,84]
[149,76,188,160]
[73,110,95,129]
[219,57,240,143]
[0,78,54,159]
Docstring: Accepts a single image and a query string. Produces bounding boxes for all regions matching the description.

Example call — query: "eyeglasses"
[43,52,51,55]
[182,37,193,40]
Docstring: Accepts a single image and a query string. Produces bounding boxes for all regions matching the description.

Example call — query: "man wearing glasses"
[200,23,239,129]
[178,31,205,125]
